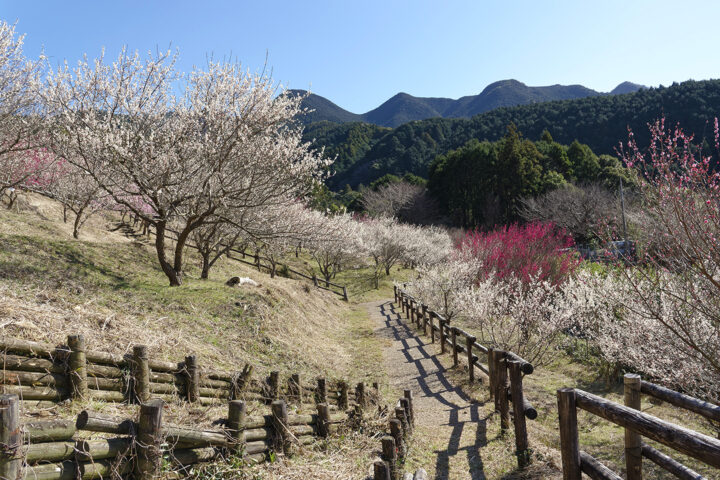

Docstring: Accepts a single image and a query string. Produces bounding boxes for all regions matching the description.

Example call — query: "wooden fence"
[372,389,428,480]
[138,222,349,301]
[394,287,537,469]
[558,373,720,480]
[0,394,354,479]
[0,336,371,410]
[229,249,348,301]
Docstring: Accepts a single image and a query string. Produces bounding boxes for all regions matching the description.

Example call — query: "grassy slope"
[0,195,393,480]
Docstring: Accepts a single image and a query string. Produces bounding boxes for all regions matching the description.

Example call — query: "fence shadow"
[377,301,489,480]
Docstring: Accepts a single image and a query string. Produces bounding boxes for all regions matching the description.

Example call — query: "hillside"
[293,79,643,128]
[0,193,385,391]
[307,79,720,188]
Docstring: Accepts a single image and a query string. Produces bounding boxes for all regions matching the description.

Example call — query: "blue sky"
[2,0,719,113]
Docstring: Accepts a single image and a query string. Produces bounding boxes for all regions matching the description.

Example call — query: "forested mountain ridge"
[291,79,643,128]
[305,79,720,189]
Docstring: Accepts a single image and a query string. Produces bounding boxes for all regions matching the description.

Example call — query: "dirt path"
[365,299,491,480]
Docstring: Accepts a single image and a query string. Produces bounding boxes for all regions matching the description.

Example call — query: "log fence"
[557,373,720,479]
[0,393,354,479]
[394,286,537,469]
[0,336,369,411]
[373,390,428,480]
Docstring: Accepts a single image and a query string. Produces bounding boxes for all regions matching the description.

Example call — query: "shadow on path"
[375,301,489,480]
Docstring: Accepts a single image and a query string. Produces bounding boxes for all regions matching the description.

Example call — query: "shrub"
[457,221,579,287]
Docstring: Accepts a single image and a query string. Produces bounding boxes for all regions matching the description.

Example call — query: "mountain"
[294,80,645,127]
[610,81,646,95]
[304,79,720,189]
[288,89,362,124]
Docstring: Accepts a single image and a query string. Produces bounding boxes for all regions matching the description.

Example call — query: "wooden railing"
[394,287,537,469]
[558,373,720,479]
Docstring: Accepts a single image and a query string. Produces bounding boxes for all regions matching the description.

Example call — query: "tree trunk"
[73,213,81,239]
[200,252,210,280]
[155,223,182,286]
[63,205,68,223]
[385,265,391,275]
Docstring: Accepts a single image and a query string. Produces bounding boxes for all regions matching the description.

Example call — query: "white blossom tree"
[0,21,48,205]
[46,49,329,285]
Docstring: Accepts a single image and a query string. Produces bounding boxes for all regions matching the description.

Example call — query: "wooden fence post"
[409,300,415,323]
[342,286,348,302]
[451,327,458,367]
[0,394,20,480]
[393,285,397,304]
[509,361,530,468]
[403,390,415,427]
[185,355,199,403]
[557,388,581,480]
[356,382,366,408]
[132,345,150,403]
[399,398,413,435]
[466,335,476,383]
[624,373,643,480]
[316,377,327,404]
[395,406,410,440]
[422,305,428,335]
[338,381,349,410]
[228,400,246,452]
[390,418,405,458]
[67,334,88,400]
[136,399,163,480]
[488,348,495,400]
[374,460,391,480]
[271,399,292,455]
[289,374,301,404]
[269,371,280,401]
[232,364,253,400]
[497,352,510,430]
[317,403,331,438]
[430,314,435,343]
[439,318,447,354]
[381,436,398,480]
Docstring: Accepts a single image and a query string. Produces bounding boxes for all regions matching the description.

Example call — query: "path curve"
[364,299,489,480]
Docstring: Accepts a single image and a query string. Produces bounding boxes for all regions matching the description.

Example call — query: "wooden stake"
[316,403,331,438]
[374,460,391,480]
[316,377,327,404]
[269,371,280,401]
[338,381,349,410]
[136,399,163,480]
[399,398,413,434]
[509,361,530,468]
[403,390,415,427]
[451,327,458,367]
[185,355,199,403]
[488,348,495,400]
[271,400,291,455]
[0,395,20,480]
[356,382,366,408]
[557,388,581,480]
[497,351,510,430]
[67,334,87,400]
[624,374,643,480]
[395,406,409,440]
[227,400,246,452]
[466,335,476,383]
[132,345,150,403]
[381,436,398,480]
[439,318,447,354]
[390,418,405,458]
